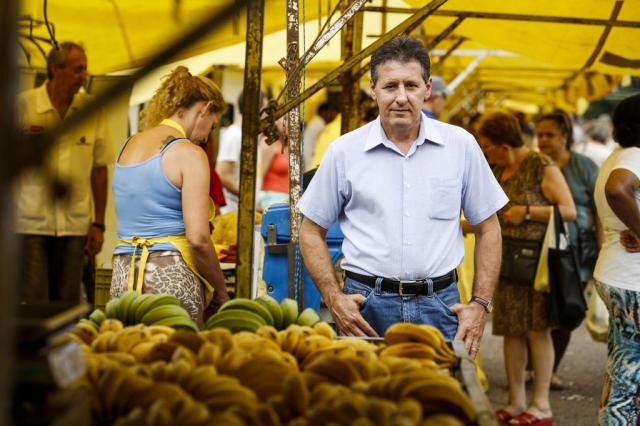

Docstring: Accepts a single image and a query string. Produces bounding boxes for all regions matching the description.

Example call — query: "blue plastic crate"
[260,203,344,310]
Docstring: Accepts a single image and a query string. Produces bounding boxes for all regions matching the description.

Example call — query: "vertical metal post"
[0,0,19,423]
[285,0,304,305]
[236,0,265,298]
[340,3,364,134]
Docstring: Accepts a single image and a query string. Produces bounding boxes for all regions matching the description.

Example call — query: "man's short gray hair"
[370,35,431,85]
[46,41,85,80]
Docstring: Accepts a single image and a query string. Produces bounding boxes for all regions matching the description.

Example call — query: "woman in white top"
[593,93,640,426]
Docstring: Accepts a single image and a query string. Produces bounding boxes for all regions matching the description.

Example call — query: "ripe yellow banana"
[197,342,222,366]
[283,373,309,416]
[72,322,98,345]
[99,319,124,334]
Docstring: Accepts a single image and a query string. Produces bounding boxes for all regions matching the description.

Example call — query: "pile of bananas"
[205,296,321,332]
[87,292,198,332]
[61,315,473,425]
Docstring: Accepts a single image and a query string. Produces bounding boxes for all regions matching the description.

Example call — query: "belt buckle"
[398,280,417,296]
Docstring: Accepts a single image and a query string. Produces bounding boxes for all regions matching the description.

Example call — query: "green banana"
[296,307,321,327]
[134,294,181,324]
[219,299,274,326]
[280,298,299,328]
[105,298,120,319]
[89,309,106,326]
[127,293,153,325]
[141,304,191,325]
[205,310,266,333]
[255,295,284,330]
[152,316,199,332]
[116,291,140,324]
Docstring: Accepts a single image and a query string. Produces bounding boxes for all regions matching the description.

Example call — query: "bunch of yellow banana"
[383,323,456,368]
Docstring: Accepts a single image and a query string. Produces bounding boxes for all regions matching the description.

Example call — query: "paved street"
[481,316,607,426]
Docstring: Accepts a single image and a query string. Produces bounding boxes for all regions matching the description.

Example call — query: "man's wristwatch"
[524,204,531,221]
[470,296,493,313]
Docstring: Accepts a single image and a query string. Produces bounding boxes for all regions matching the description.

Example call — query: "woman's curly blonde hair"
[140,66,226,130]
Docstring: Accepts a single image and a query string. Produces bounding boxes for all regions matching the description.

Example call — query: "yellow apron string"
[118,233,216,304]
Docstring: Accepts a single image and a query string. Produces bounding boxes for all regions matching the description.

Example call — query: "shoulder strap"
[159,137,190,155]
[116,135,135,162]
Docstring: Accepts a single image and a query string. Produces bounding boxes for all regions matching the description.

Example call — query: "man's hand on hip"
[327,293,378,337]
[451,302,486,359]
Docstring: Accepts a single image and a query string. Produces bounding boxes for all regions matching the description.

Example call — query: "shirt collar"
[35,82,83,115]
[364,112,445,152]
[35,84,55,114]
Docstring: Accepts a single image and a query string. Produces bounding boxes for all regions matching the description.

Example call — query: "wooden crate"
[94,268,112,311]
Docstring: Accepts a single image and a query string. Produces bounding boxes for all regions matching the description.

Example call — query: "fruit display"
[60,305,475,426]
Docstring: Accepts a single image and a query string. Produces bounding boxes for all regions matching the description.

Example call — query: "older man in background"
[14,41,109,303]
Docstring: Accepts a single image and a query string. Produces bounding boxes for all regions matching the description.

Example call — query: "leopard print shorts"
[111,251,205,325]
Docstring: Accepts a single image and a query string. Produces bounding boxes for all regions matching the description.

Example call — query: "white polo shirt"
[594,147,640,291]
[298,113,508,280]
[13,84,110,236]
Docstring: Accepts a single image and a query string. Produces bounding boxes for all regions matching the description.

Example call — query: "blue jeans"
[342,276,460,340]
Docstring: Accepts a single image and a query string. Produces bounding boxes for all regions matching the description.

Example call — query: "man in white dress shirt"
[298,35,507,357]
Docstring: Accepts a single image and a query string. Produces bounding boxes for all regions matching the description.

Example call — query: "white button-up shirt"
[298,113,508,280]
[13,84,110,236]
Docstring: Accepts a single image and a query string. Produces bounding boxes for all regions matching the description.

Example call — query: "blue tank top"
[113,137,188,255]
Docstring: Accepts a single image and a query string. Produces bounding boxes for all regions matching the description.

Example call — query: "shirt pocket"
[428,177,461,220]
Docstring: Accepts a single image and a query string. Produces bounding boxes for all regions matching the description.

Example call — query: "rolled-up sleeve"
[461,136,509,225]
[297,144,345,230]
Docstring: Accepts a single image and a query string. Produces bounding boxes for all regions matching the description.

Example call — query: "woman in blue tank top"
[111,66,229,324]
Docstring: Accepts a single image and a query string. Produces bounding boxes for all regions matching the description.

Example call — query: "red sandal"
[508,411,553,425]
[496,408,516,424]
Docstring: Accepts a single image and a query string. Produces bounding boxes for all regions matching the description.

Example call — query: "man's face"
[370,60,430,133]
[51,48,88,98]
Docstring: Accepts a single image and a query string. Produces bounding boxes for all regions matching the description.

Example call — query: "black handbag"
[548,207,587,330]
[500,237,542,284]
[577,227,598,271]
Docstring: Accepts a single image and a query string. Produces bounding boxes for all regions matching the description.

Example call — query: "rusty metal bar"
[428,16,464,48]
[432,37,465,70]
[0,0,19,423]
[363,6,640,28]
[340,4,364,134]
[260,0,449,132]
[277,0,368,104]
[236,0,265,298]
[11,0,249,180]
[285,0,303,303]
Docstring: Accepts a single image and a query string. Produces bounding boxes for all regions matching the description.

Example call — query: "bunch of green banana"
[102,291,198,331]
[205,296,325,334]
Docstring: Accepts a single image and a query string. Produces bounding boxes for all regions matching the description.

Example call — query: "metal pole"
[340,5,364,134]
[261,0,449,132]
[0,0,19,423]
[236,0,265,298]
[285,0,303,304]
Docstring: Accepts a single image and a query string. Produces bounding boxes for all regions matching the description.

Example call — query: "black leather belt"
[344,269,457,296]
